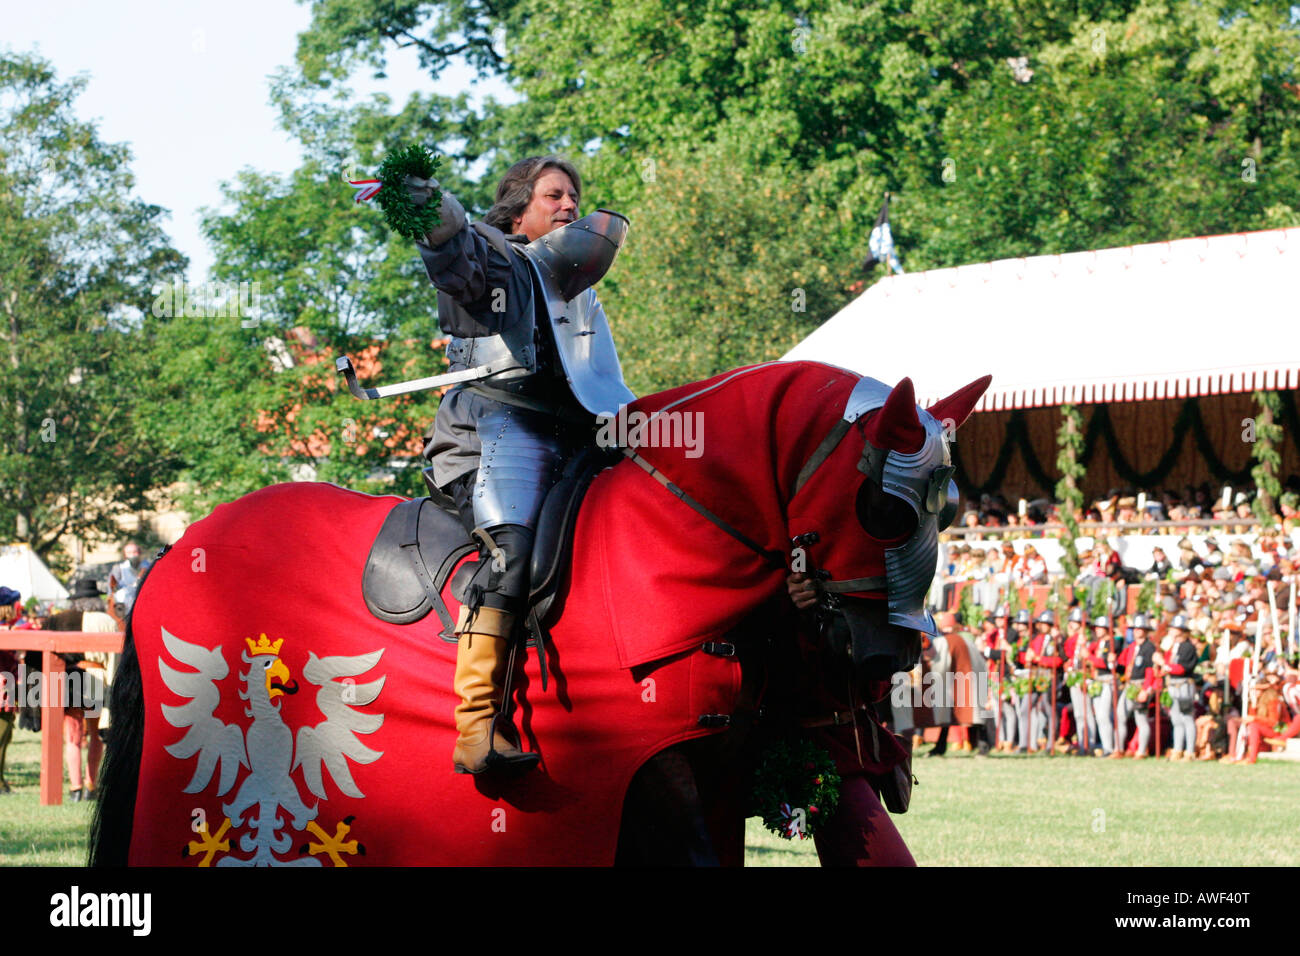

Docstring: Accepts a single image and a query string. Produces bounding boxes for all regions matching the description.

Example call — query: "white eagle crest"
[158,627,385,866]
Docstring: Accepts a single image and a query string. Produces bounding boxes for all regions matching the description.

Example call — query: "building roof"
[783,228,1300,411]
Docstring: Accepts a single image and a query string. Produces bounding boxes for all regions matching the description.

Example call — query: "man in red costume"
[1234,673,1295,764]
[1116,615,1159,757]
[1019,611,1063,752]
[1088,615,1119,756]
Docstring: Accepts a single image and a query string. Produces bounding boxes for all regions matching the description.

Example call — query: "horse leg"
[615,745,719,866]
[812,776,916,867]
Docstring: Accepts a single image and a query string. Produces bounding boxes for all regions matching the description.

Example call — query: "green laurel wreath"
[751,738,841,841]
[1159,689,1173,708]
[373,145,444,240]
[1065,672,1084,688]
[1088,680,1104,698]
[1125,683,1143,701]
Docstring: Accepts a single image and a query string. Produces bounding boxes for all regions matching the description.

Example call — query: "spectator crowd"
[924,483,1300,764]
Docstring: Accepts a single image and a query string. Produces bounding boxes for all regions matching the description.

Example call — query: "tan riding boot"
[452,606,540,776]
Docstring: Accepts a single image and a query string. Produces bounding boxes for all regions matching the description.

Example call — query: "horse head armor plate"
[792,371,990,679]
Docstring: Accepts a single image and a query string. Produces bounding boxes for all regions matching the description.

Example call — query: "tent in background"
[0,543,69,603]
[783,228,1300,500]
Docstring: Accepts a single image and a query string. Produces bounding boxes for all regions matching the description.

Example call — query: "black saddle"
[361,447,609,644]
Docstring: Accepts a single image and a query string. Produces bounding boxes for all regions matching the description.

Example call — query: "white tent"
[0,543,69,603]
[784,227,1300,409]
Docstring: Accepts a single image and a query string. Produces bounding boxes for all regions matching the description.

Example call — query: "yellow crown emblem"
[245,633,284,656]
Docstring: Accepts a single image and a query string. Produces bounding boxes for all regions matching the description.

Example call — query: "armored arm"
[406,177,524,335]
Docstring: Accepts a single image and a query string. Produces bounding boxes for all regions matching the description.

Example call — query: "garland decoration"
[1251,391,1283,528]
[751,738,841,840]
[953,397,1264,496]
[373,145,445,240]
[1085,578,1115,620]
[1054,403,1085,579]
[1135,580,1158,617]
[957,584,984,629]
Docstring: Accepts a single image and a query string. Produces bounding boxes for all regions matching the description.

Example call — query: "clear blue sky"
[4,0,510,281]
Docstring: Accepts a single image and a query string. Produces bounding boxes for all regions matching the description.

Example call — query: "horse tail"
[88,562,155,867]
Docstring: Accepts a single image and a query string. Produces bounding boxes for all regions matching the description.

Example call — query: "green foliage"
[1250,390,1283,528]
[1135,579,1158,617]
[601,141,855,394]
[137,87,462,516]
[750,737,842,840]
[375,144,443,240]
[957,584,985,629]
[1087,578,1116,619]
[12,0,1300,557]
[1055,404,1085,579]
[1046,578,1067,614]
[903,5,1300,269]
[0,52,186,567]
[290,0,1300,399]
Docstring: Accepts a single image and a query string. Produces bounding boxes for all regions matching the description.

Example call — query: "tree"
[136,75,475,515]
[903,6,1300,269]
[0,52,186,572]
[601,139,856,395]
[291,0,1300,397]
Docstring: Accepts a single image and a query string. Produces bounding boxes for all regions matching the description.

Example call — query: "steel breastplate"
[519,249,635,417]
[441,226,635,415]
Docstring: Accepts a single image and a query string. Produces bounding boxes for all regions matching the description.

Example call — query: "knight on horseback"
[403,156,634,776]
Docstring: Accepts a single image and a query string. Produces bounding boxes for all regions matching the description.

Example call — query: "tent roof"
[783,227,1300,412]
[0,544,69,603]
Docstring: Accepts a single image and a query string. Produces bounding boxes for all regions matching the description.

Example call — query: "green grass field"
[3,728,1297,866]
[745,745,1300,866]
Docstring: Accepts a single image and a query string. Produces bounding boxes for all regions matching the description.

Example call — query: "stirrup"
[483,712,541,776]
[453,633,540,776]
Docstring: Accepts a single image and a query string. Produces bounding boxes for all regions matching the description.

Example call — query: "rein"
[620,448,787,571]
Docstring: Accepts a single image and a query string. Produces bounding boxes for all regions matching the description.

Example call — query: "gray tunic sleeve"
[415,218,531,337]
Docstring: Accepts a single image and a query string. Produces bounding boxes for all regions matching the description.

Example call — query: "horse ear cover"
[859,377,923,454]
[925,375,993,431]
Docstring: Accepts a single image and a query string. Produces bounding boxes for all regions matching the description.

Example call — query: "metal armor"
[843,376,960,636]
[441,209,636,419]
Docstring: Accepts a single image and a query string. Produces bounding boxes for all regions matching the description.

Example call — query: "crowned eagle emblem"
[157,627,385,866]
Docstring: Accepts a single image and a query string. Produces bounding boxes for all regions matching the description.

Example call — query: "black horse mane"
[87,559,155,867]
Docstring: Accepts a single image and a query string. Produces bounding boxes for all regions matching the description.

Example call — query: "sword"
[335,354,504,401]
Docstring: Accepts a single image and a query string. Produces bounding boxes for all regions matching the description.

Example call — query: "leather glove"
[404,174,467,246]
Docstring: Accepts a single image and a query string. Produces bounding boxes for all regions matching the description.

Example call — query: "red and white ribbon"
[347,178,382,203]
